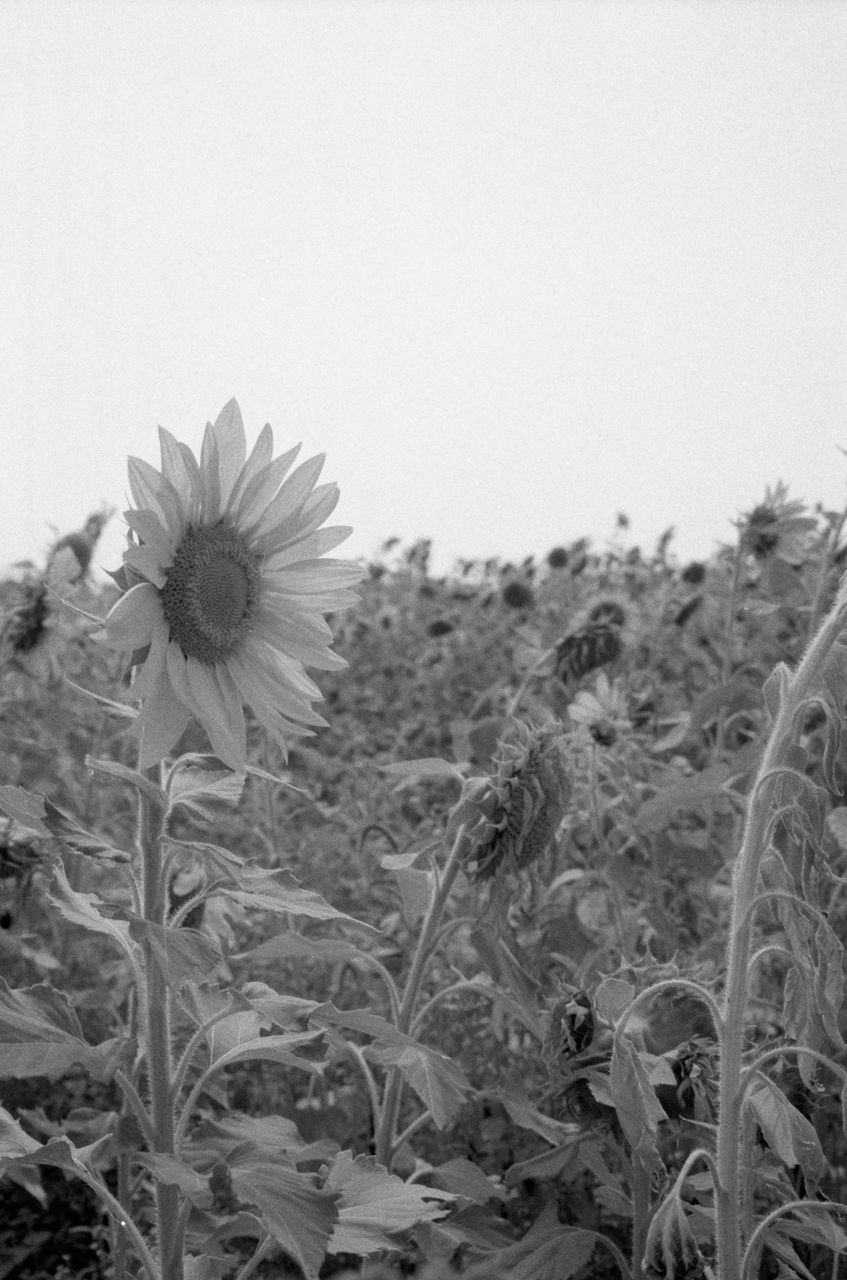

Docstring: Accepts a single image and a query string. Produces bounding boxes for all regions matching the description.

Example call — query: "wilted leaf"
[609,1035,667,1174]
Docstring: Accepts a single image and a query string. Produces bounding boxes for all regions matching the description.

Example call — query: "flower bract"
[100,400,362,770]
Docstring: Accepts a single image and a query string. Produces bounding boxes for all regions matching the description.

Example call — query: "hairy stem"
[137,784,184,1280]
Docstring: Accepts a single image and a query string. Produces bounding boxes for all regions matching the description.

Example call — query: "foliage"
[2,489,847,1278]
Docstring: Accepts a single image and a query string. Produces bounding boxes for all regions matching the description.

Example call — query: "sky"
[3,0,847,581]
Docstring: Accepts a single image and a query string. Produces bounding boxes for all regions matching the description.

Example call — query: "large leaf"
[136,1153,213,1208]
[311,1004,471,1128]
[324,1150,453,1256]
[458,1202,598,1280]
[633,762,734,834]
[128,920,223,988]
[46,864,134,961]
[229,1156,339,1280]
[237,931,377,969]
[209,1029,328,1075]
[165,758,246,820]
[0,980,123,1082]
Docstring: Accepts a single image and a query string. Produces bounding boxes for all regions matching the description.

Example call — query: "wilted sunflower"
[448,721,569,882]
[99,400,362,770]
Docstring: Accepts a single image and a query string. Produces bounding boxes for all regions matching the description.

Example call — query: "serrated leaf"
[42,799,130,862]
[0,980,123,1082]
[166,762,245,820]
[0,786,51,833]
[609,1035,667,1174]
[45,865,134,960]
[324,1150,453,1256]
[211,1029,327,1075]
[229,1158,339,1280]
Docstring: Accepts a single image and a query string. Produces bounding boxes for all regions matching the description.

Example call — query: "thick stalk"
[715,578,847,1278]
[137,786,184,1280]
[373,827,470,1167]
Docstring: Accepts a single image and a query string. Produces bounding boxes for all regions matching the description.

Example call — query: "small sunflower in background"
[738,482,817,564]
[99,400,362,771]
[568,672,631,747]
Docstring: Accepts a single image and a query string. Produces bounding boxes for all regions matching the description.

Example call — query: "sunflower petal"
[235,444,302,529]
[263,526,353,572]
[125,508,176,558]
[124,545,168,587]
[247,454,325,541]
[137,674,191,770]
[100,582,161,650]
[212,400,247,511]
[185,657,248,771]
[227,422,273,516]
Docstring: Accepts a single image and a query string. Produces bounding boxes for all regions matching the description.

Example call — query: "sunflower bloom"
[99,400,362,771]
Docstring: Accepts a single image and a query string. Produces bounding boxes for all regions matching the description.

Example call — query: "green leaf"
[237,930,379,970]
[211,1030,327,1075]
[634,763,733,834]
[0,1104,41,1158]
[746,1079,827,1183]
[594,977,636,1024]
[324,1150,453,1256]
[311,1004,471,1128]
[0,980,123,1082]
[184,1257,232,1280]
[46,865,134,959]
[0,786,52,833]
[609,1034,667,1174]
[166,759,245,820]
[493,1088,576,1146]
[42,799,131,862]
[136,1153,213,1207]
[423,1157,505,1203]
[229,1158,339,1280]
[85,756,163,804]
[128,920,223,988]
[379,758,464,782]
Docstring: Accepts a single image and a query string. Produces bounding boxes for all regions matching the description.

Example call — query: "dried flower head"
[738,482,817,563]
[554,618,622,684]
[542,988,595,1079]
[99,400,362,770]
[449,722,569,882]
[3,580,49,657]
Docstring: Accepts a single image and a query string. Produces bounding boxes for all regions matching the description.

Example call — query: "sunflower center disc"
[161,524,261,664]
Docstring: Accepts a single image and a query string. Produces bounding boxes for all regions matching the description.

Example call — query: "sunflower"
[99,400,362,771]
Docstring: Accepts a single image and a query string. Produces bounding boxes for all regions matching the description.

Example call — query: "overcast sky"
[3,1,847,580]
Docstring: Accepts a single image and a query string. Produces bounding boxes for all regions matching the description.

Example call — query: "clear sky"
[3,1,847,580]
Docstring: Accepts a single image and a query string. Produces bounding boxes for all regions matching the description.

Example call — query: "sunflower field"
[3,414,847,1280]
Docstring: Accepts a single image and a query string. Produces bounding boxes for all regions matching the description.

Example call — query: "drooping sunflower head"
[100,400,363,771]
[449,721,570,883]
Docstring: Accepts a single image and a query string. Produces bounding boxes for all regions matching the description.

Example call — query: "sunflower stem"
[715,574,847,1279]
[373,826,470,1168]
[137,780,184,1280]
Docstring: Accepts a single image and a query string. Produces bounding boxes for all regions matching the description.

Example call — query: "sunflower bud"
[450,722,569,882]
